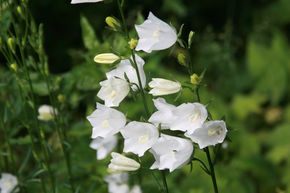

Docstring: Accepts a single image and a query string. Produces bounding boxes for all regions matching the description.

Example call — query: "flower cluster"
[73,0,229,192]
[86,10,228,174]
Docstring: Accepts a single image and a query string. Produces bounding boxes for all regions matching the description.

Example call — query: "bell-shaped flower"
[121,121,159,157]
[71,0,103,4]
[38,105,57,121]
[90,135,118,160]
[108,152,140,172]
[97,77,130,107]
[135,12,177,53]
[171,103,208,134]
[106,54,146,91]
[94,53,120,64]
[150,134,193,172]
[148,98,177,129]
[0,173,19,193]
[105,173,129,193]
[87,103,126,138]
[105,173,142,193]
[148,78,181,96]
[185,120,227,149]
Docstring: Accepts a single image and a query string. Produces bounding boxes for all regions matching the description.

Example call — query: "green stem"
[116,2,169,193]
[205,147,219,193]
[130,52,150,117]
[19,45,56,193]
[0,116,14,171]
[161,170,169,193]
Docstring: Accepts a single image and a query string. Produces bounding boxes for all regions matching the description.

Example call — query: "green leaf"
[80,15,100,50]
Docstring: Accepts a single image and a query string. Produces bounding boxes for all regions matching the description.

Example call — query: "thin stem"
[130,54,150,117]
[0,116,14,171]
[116,2,169,193]
[161,171,169,193]
[205,147,219,193]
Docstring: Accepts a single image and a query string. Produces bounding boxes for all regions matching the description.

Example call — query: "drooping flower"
[150,134,193,172]
[108,152,140,172]
[38,105,57,121]
[148,98,177,129]
[89,135,118,160]
[106,54,146,91]
[135,12,177,53]
[185,120,227,149]
[0,173,19,193]
[121,121,159,157]
[97,77,130,107]
[94,53,120,64]
[71,0,103,4]
[87,103,126,138]
[171,102,208,134]
[105,173,129,193]
[148,78,181,96]
[105,173,142,193]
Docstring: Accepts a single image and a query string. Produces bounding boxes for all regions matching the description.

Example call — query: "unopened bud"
[94,53,120,64]
[56,76,62,85]
[177,53,186,66]
[190,73,200,85]
[57,94,65,103]
[17,6,24,18]
[10,63,18,73]
[128,38,138,50]
[188,31,195,49]
[105,17,120,31]
[7,38,14,52]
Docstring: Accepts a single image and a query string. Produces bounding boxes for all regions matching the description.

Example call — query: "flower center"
[110,90,116,97]
[189,112,201,123]
[171,150,177,158]
[138,135,149,144]
[208,126,223,136]
[102,120,110,128]
[153,30,159,39]
[5,180,13,190]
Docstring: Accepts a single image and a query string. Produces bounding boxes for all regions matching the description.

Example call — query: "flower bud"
[149,78,181,96]
[128,38,138,50]
[190,73,200,85]
[108,152,140,173]
[17,6,24,18]
[7,38,14,52]
[94,53,120,64]
[105,17,120,31]
[38,105,58,121]
[10,63,18,73]
[57,94,65,103]
[177,53,186,66]
[188,31,195,49]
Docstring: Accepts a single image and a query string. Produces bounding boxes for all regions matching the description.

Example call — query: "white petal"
[135,12,177,53]
[150,134,193,172]
[185,120,227,149]
[87,104,126,138]
[121,122,159,156]
[89,135,118,160]
[97,77,130,107]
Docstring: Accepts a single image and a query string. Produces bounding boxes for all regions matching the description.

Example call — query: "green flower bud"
[177,53,187,66]
[190,73,200,85]
[10,63,18,73]
[7,38,14,52]
[188,31,195,49]
[128,38,138,50]
[57,94,65,103]
[105,17,120,31]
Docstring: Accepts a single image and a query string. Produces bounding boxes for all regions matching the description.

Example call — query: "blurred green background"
[1,0,290,192]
